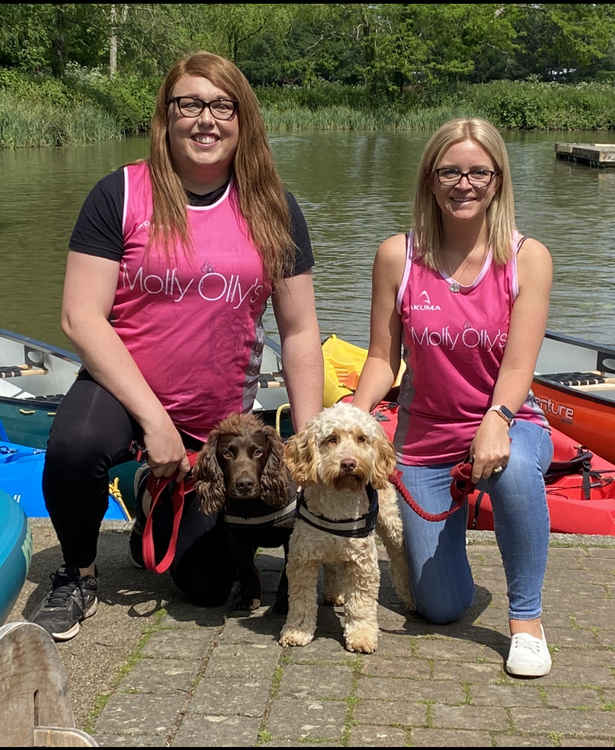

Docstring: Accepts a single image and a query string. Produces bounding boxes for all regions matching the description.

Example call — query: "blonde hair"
[412,117,516,269]
[147,51,293,282]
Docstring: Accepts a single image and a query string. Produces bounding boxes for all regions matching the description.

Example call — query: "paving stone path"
[7,520,615,747]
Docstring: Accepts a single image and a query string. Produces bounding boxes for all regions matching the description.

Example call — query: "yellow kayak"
[322,334,405,407]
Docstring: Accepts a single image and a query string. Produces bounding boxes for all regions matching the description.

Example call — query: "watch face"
[500,405,514,421]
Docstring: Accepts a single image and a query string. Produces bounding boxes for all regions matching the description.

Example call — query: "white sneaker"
[506,625,552,677]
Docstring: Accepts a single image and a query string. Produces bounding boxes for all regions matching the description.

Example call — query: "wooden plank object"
[0,621,97,746]
[0,365,47,379]
[555,142,615,168]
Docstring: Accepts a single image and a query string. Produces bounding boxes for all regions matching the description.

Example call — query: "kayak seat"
[541,371,606,387]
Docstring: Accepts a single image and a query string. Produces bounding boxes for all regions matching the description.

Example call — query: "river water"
[1,130,613,351]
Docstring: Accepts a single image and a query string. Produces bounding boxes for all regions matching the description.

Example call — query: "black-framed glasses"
[167,96,238,121]
[435,167,499,188]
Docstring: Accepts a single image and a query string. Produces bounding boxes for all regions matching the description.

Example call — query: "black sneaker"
[32,565,98,641]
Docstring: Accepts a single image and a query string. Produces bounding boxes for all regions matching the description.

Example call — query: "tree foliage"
[0,3,613,93]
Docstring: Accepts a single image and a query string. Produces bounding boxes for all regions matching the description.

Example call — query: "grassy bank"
[1,67,614,149]
[258,78,615,133]
[0,66,155,148]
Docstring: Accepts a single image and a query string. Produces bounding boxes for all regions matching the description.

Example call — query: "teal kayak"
[0,490,31,625]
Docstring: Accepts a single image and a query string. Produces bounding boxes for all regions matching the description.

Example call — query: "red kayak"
[532,330,615,466]
[367,400,615,537]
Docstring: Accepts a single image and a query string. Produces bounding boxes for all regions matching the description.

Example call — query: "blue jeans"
[396,420,553,624]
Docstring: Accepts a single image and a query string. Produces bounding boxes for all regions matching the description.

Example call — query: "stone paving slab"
[5,520,615,747]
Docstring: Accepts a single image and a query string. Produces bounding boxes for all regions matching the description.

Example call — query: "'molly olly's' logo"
[411,290,441,311]
[411,326,507,351]
[119,263,264,308]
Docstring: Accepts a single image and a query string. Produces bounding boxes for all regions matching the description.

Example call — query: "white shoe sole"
[50,598,98,642]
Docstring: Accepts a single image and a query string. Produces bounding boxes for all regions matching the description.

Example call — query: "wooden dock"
[555,142,615,168]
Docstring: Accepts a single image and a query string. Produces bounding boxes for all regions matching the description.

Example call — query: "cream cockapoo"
[279,402,411,654]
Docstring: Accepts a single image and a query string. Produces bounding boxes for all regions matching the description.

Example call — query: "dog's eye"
[253,448,264,458]
[221,449,234,459]
[325,435,338,446]
[356,434,367,443]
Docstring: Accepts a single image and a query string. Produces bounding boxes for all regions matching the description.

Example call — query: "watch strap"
[488,404,514,426]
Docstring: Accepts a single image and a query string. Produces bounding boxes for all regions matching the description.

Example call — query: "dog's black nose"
[235,477,257,494]
[340,458,357,473]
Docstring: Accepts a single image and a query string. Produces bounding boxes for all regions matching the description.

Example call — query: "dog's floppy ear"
[193,429,227,515]
[284,430,319,485]
[370,434,397,489]
[259,425,291,507]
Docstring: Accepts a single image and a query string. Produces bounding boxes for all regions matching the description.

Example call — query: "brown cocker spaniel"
[193,412,295,613]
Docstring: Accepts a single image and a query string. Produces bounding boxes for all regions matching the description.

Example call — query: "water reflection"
[0,130,613,352]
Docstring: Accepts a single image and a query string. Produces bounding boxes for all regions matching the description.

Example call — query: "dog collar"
[296,485,379,538]
[223,497,297,528]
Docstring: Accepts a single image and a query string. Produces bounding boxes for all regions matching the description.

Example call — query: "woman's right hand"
[142,416,191,482]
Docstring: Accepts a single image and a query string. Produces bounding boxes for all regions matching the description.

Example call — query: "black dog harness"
[295,484,379,538]
[223,497,297,528]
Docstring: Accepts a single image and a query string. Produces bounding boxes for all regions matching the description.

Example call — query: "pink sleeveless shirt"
[394,230,549,465]
[110,162,271,441]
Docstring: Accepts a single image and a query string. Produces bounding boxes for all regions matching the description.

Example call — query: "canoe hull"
[532,379,615,465]
[0,328,289,423]
[0,490,31,625]
[533,330,615,464]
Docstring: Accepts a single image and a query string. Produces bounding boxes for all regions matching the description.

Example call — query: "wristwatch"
[488,404,514,426]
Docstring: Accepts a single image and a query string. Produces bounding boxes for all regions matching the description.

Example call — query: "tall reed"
[262,104,465,133]
[0,90,120,148]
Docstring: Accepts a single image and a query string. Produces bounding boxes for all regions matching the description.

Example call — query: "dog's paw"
[231,589,262,613]
[234,597,261,612]
[344,627,378,654]
[279,627,314,648]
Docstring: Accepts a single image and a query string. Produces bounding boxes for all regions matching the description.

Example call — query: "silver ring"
[493,466,503,474]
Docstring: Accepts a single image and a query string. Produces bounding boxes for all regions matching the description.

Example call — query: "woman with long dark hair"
[33,51,323,641]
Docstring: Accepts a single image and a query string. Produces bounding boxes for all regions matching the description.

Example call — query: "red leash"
[141,451,199,574]
[390,461,475,522]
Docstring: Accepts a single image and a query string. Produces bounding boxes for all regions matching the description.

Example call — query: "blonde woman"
[33,51,323,641]
[354,118,554,677]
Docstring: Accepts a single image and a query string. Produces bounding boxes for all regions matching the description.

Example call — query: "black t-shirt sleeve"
[69,172,314,275]
[286,190,314,277]
[69,169,125,262]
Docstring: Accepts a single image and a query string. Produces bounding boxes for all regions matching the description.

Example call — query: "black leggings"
[42,371,236,605]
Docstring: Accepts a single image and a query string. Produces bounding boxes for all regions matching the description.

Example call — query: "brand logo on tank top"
[119,262,264,308]
[411,290,441,311]
[411,325,507,351]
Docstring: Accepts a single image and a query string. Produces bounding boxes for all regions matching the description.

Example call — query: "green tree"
[513,4,615,80]
[0,4,107,75]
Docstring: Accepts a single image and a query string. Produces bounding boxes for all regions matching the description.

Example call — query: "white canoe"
[0,327,290,421]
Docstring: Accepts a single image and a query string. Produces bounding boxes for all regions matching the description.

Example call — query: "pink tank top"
[110,162,271,441]
[394,230,549,465]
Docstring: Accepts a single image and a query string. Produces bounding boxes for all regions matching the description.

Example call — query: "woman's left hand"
[469,411,511,483]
